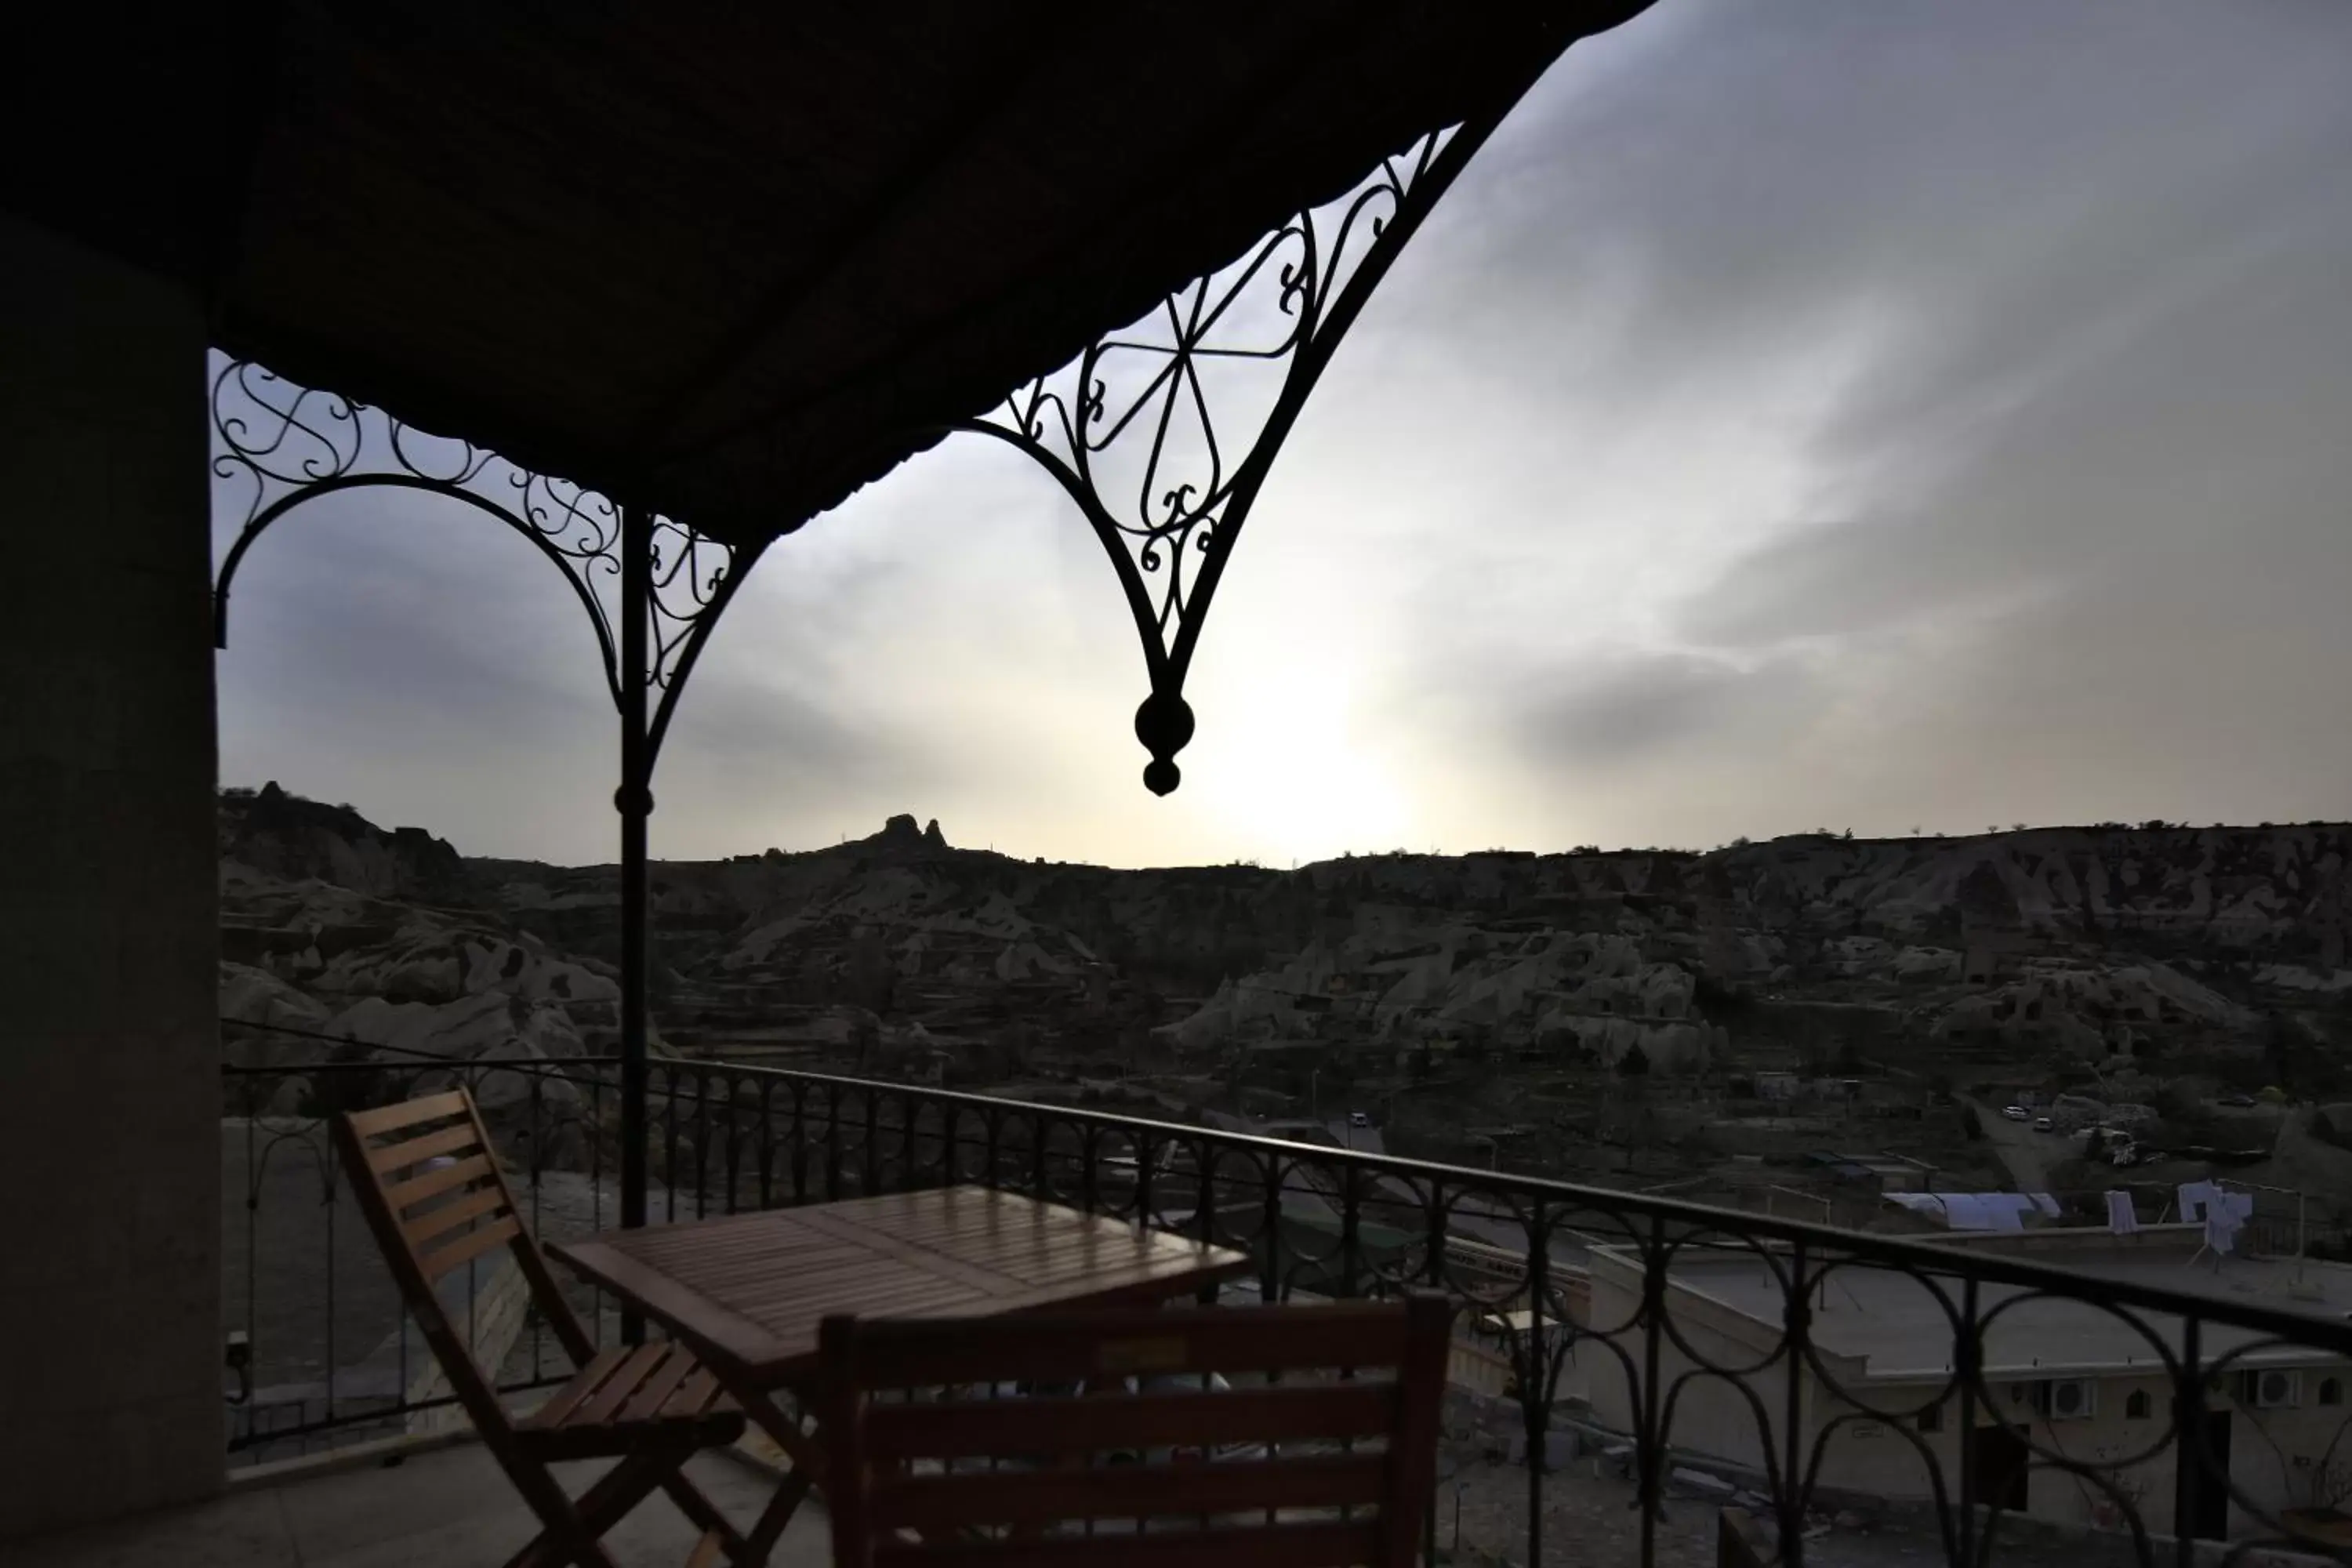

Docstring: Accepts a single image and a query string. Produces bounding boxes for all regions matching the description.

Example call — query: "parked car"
[2219,1094,2257,1109]
[2002,1105,2031,1122]
[2033,1116,2055,1133]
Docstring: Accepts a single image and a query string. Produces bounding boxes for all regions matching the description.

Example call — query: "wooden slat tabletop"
[550,1187,1252,1385]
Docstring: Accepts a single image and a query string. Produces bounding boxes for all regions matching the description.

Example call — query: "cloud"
[1661,134,2352,670]
[1515,650,1826,768]
[1373,0,2352,847]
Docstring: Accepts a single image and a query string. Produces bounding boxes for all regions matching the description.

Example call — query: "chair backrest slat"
[401,1180,510,1251]
[867,1517,1382,1568]
[823,1297,1454,1568]
[345,1089,471,1138]
[365,1117,481,1172]
[384,1151,497,1210]
[416,1212,524,1279]
[873,1452,1388,1533]
[333,1087,598,1439]
[864,1381,1398,1461]
[835,1301,1412,1388]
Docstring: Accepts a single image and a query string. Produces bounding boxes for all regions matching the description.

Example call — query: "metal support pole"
[207,365,759,1337]
[619,503,652,1248]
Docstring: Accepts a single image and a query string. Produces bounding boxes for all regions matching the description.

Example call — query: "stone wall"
[0,213,221,1535]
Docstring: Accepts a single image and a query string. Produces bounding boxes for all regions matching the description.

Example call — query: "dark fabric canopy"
[8,3,1647,547]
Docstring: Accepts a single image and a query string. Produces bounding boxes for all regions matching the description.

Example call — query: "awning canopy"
[9,2,1646,549]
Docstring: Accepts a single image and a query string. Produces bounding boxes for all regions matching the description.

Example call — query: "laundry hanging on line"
[2106,1190,2140,1235]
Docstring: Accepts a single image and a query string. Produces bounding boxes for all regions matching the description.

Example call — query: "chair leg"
[501,1486,624,1568]
[569,1450,683,1537]
[742,1469,813,1564]
[658,1467,753,1566]
[502,1450,673,1568]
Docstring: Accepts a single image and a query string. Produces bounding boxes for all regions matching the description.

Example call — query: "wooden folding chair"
[335,1089,753,1568]
[820,1296,1455,1568]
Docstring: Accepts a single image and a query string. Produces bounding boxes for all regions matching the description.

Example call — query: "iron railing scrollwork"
[950,108,1521,796]
[209,357,760,750]
[222,1048,2352,1568]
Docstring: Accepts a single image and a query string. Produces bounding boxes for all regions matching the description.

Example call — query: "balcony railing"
[222,1045,2352,1568]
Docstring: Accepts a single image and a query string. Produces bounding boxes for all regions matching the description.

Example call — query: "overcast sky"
[215,1,2352,869]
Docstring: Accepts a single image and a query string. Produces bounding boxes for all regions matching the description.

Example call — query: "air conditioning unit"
[2243,1370,2301,1410]
[2039,1378,2097,1421]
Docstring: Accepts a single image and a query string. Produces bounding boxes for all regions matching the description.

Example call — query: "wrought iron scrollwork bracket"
[209,357,760,771]
[950,107,1519,795]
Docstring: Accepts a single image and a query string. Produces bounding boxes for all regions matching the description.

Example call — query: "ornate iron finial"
[1134,690,1195,797]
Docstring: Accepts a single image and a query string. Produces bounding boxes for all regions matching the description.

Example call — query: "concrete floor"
[9,1443,831,1568]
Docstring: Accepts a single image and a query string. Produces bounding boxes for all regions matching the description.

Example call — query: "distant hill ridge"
[216,786,2351,1112]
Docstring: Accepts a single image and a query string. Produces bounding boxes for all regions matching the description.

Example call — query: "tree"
[1617,1041,1651,1077]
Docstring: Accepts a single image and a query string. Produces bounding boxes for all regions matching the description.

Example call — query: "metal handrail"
[645,1058,2352,1355]
[217,1042,2352,1566]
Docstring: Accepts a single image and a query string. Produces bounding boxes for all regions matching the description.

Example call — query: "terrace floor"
[12,1442,830,1568]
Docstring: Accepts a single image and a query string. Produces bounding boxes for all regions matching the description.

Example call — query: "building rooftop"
[1602,1229,2352,1381]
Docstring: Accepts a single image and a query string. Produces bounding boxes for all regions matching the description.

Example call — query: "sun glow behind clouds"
[1187,664,1417,864]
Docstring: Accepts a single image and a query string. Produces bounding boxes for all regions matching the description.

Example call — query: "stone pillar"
[0,212,220,1535]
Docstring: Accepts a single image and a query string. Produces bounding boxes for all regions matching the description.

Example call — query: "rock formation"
[219,792,2352,1119]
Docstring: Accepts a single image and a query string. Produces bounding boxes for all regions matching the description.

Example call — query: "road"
[1323,1118,1386,1156]
[1964,1096,2058,1191]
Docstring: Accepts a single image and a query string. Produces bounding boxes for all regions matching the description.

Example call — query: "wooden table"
[549,1186,1252,1559]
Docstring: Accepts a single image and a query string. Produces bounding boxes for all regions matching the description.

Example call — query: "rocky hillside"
[220,782,472,903]
[219,790,2352,1123]
[220,785,622,1117]
[1146,829,2352,1115]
